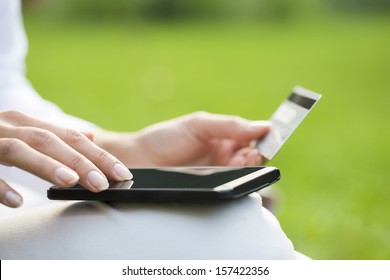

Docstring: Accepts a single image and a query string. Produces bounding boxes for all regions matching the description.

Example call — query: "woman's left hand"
[95,112,270,167]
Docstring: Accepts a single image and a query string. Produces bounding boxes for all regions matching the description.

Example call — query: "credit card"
[256,86,322,160]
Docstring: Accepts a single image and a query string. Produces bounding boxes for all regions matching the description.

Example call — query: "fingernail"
[55,167,79,185]
[114,163,133,180]
[4,191,23,208]
[87,170,109,191]
[248,121,271,130]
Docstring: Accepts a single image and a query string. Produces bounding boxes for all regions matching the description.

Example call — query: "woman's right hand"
[0,110,132,208]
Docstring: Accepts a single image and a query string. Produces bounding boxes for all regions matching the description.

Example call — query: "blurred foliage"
[330,0,390,12]
[22,0,390,21]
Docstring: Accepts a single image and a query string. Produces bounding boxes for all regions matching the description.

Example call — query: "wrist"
[93,130,148,166]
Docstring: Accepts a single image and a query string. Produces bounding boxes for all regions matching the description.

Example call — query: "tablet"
[47,166,280,202]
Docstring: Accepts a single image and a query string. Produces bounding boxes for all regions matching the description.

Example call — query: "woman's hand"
[0,110,132,208]
[96,112,270,167]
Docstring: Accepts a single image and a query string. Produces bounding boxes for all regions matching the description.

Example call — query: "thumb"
[184,112,271,144]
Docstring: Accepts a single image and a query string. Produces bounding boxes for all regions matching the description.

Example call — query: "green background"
[22,0,390,259]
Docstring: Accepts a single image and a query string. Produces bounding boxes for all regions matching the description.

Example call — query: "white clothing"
[0,0,303,259]
[0,182,298,260]
[0,0,96,130]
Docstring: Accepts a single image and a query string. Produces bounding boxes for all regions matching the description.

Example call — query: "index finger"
[4,111,133,182]
[182,112,271,145]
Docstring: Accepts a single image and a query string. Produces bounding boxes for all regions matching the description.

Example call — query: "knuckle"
[69,154,88,170]
[93,150,110,165]
[28,128,55,148]
[226,117,242,128]
[191,111,209,120]
[0,138,23,159]
[184,111,209,126]
[64,129,85,146]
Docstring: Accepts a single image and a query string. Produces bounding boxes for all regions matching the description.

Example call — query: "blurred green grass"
[24,13,390,259]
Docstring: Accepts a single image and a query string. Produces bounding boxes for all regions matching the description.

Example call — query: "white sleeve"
[0,0,97,190]
[0,0,97,131]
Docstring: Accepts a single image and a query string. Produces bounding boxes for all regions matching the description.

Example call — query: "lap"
[0,182,298,260]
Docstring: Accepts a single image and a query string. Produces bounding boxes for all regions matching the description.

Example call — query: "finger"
[5,127,112,192]
[184,112,271,145]
[209,139,238,165]
[2,113,132,183]
[244,149,262,166]
[51,128,132,182]
[0,179,23,208]
[227,154,246,166]
[227,147,261,166]
[81,131,94,141]
[256,154,268,166]
[227,146,248,166]
[238,147,267,166]
[0,138,79,188]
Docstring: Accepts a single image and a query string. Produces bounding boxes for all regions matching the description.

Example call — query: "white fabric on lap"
[0,186,297,259]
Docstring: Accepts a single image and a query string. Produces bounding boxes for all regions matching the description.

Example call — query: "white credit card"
[256,86,322,160]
